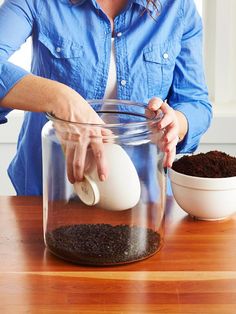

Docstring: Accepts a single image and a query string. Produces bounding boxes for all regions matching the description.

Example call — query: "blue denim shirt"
[0,0,212,195]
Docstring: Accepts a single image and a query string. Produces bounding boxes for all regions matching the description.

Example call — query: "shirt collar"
[63,0,158,12]
[63,0,99,9]
[58,0,86,5]
[132,0,157,12]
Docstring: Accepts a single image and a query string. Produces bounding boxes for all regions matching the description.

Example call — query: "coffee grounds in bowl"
[172,150,236,178]
[46,224,160,265]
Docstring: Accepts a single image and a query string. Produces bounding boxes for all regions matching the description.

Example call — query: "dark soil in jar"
[172,150,236,178]
[46,224,161,265]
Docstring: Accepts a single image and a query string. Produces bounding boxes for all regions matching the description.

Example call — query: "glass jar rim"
[46,99,162,128]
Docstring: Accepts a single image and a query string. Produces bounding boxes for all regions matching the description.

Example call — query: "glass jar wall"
[42,100,167,265]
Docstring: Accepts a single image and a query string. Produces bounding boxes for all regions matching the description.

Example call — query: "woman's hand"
[55,122,111,184]
[148,97,188,168]
[49,84,110,184]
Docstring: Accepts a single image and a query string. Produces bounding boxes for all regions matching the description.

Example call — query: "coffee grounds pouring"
[172,150,236,178]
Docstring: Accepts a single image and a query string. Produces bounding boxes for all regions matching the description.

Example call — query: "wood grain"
[1,196,236,313]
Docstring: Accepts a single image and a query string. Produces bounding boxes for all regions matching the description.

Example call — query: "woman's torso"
[8,0,193,195]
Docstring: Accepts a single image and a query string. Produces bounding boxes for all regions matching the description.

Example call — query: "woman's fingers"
[73,138,90,182]
[65,126,109,183]
[163,136,179,167]
[90,140,108,181]
[163,147,176,168]
[163,124,178,143]
[89,126,108,181]
[65,143,76,183]
[148,97,180,168]
[148,97,163,111]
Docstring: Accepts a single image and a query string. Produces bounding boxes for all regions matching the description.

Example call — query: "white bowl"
[169,168,236,220]
[74,143,141,211]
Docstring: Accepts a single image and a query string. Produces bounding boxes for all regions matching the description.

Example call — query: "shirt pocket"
[143,44,176,98]
[37,32,85,92]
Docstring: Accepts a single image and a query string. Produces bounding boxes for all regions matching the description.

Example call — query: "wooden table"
[0,196,236,314]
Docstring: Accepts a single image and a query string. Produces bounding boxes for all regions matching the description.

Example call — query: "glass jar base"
[45,223,162,266]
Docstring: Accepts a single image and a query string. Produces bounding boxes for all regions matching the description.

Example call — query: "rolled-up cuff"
[173,102,212,154]
[0,61,29,99]
[0,116,7,124]
[0,107,12,124]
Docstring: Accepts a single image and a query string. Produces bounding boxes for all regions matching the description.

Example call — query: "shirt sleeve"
[168,0,213,154]
[0,0,35,122]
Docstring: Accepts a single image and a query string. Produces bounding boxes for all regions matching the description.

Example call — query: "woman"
[0,0,212,195]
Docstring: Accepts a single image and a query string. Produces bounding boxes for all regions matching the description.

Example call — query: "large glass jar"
[42,100,166,265]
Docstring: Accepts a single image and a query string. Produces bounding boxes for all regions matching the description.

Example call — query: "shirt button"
[120,79,126,86]
[163,52,169,59]
[117,32,122,37]
[56,47,61,53]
